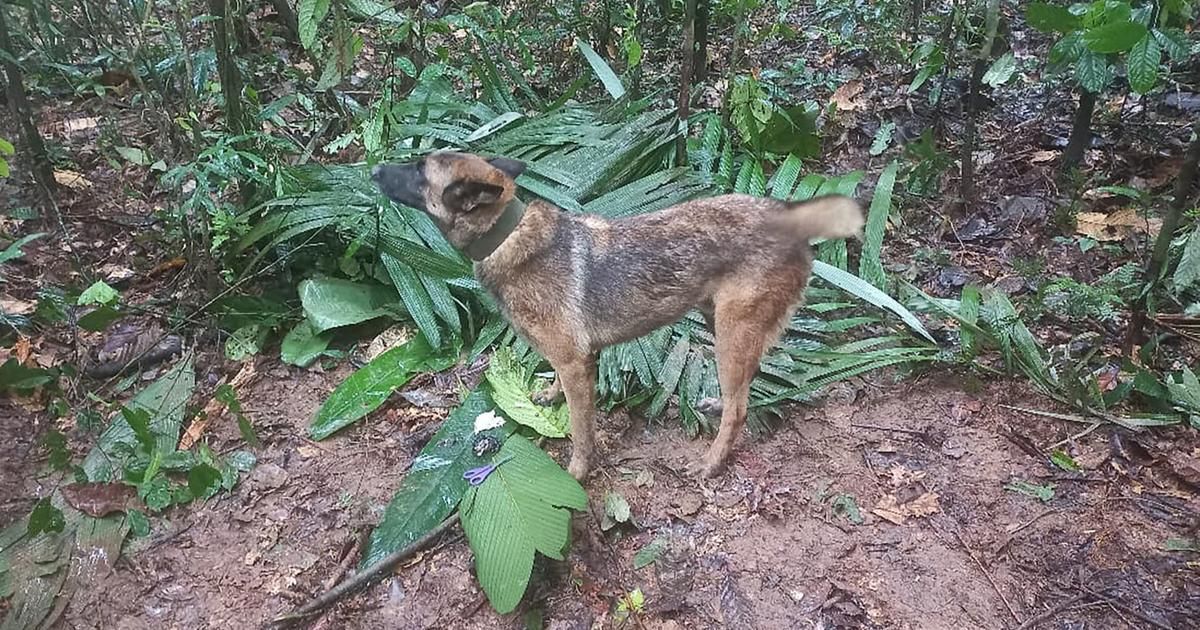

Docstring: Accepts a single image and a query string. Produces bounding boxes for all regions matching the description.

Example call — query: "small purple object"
[463,455,514,487]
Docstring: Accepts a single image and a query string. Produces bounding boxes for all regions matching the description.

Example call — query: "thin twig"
[948,523,1021,624]
[1078,586,1173,630]
[1013,593,1089,630]
[850,422,928,437]
[270,513,460,626]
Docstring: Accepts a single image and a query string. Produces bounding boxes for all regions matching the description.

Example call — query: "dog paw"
[567,457,593,481]
[685,456,726,479]
[695,397,723,417]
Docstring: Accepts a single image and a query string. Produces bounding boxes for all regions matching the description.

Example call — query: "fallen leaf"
[60,482,138,517]
[888,465,927,487]
[179,360,259,449]
[54,170,92,189]
[1076,208,1162,241]
[13,336,32,363]
[1030,149,1058,163]
[830,80,865,112]
[362,325,414,363]
[872,491,940,525]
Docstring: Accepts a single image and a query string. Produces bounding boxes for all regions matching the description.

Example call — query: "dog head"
[372,152,526,248]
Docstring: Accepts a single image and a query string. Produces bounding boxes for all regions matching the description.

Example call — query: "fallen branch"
[270,513,460,626]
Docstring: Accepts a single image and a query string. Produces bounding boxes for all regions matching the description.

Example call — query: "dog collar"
[463,197,526,261]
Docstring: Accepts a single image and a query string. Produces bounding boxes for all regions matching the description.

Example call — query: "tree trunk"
[209,0,246,135]
[596,0,611,57]
[694,0,709,83]
[716,16,746,156]
[0,4,56,197]
[958,0,998,210]
[675,0,697,165]
[1123,119,1200,354]
[630,0,645,98]
[909,0,924,40]
[1063,89,1096,169]
[269,0,301,44]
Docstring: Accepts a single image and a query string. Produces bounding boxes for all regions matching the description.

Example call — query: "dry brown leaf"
[54,170,92,189]
[872,494,907,525]
[61,482,138,517]
[888,464,926,487]
[873,491,940,525]
[63,117,99,134]
[363,325,414,363]
[830,80,864,112]
[179,360,259,449]
[2,296,36,316]
[1076,208,1162,241]
[1030,150,1058,163]
[13,336,32,363]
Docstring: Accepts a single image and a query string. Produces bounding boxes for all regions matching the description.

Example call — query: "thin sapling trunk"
[675,0,697,165]
[1063,89,1097,169]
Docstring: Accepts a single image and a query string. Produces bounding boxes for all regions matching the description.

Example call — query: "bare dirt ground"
[5,360,1194,630]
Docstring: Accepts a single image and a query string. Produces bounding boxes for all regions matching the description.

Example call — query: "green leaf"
[958,285,982,360]
[1154,28,1189,60]
[82,357,195,482]
[224,324,267,361]
[485,347,569,438]
[1176,226,1200,294]
[77,280,119,306]
[575,38,626,100]
[982,52,1017,87]
[362,387,513,567]
[1126,33,1161,94]
[1049,449,1081,472]
[1083,20,1148,53]
[120,407,155,452]
[280,320,333,367]
[1004,480,1055,502]
[297,0,330,49]
[187,463,224,499]
[382,253,442,348]
[830,494,863,525]
[0,232,46,266]
[26,498,65,536]
[345,0,407,23]
[126,509,151,537]
[115,146,149,166]
[1026,2,1082,33]
[460,436,587,614]
[308,332,458,440]
[0,137,13,155]
[869,122,896,156]
[76,305,123,332]
[0,358,54,391]
[812,261,934,342]
[299,276,398,333]
[601,491,632,531]
[633,536,667,569]
[1164,538,1199,552]
[1075,50,1110,93]
[859,161,898,289]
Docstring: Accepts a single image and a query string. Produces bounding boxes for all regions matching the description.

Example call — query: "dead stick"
[1078,586,1173,630]
[270,513,460,626]
[1012,593,1089,630]
[948,524,1021,623]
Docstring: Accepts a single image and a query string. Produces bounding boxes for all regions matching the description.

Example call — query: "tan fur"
[372,152,864,480]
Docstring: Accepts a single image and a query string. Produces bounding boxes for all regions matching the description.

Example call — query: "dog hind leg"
[694,275,802,477]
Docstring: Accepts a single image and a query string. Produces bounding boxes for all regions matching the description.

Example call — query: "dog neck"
[463,197,526,261]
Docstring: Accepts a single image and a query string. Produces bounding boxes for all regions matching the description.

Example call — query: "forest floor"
[2,4,1199,629]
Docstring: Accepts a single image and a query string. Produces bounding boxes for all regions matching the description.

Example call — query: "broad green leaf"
[0,358,54,391]
[308,332,458,440]
[299,276,399,333]
[280,320,332,367]
[224,324,267,361]
[297,0,330,49]
[1050,449,1080,472]
[1126,33,1161,94]
[382,253,442,347]
[1074,50,1110,93]
[869,122,896,156]
[1026,2,1082,32]
[460,436,587,614]
[465,112,524,143]
[77,280,119,306]
[859,161,898,289]
[0,157,9,178]
[1154,28,1189,60]
[187,463,223,499]
[115,147,149,166]
[575,38,626,100]
[1083,20,1147,53]
[601,491,632,530]
[1173,225,1200,293]
[982,52,1017,87]
[633,536,667,569]
[26,498,65,536]
[958,285,982,360]
[812,261,934,342]
[76,305,122,332]
[485,347,568,438]
[0,137,13,155]
[345,0,407,23]
[82,357,195,482]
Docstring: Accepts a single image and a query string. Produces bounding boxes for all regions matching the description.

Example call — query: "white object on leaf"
[473,410,505,434]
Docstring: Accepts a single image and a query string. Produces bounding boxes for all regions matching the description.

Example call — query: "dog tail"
[778,195,864,241]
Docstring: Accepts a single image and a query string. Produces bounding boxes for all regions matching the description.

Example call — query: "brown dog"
[372,151,863,479]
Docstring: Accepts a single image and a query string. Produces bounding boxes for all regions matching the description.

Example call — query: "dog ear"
[442,180,505,213]
[488,157,526,179]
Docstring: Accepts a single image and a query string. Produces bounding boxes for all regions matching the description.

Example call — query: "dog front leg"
[556,357,598,480]
[532,374,563,406]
